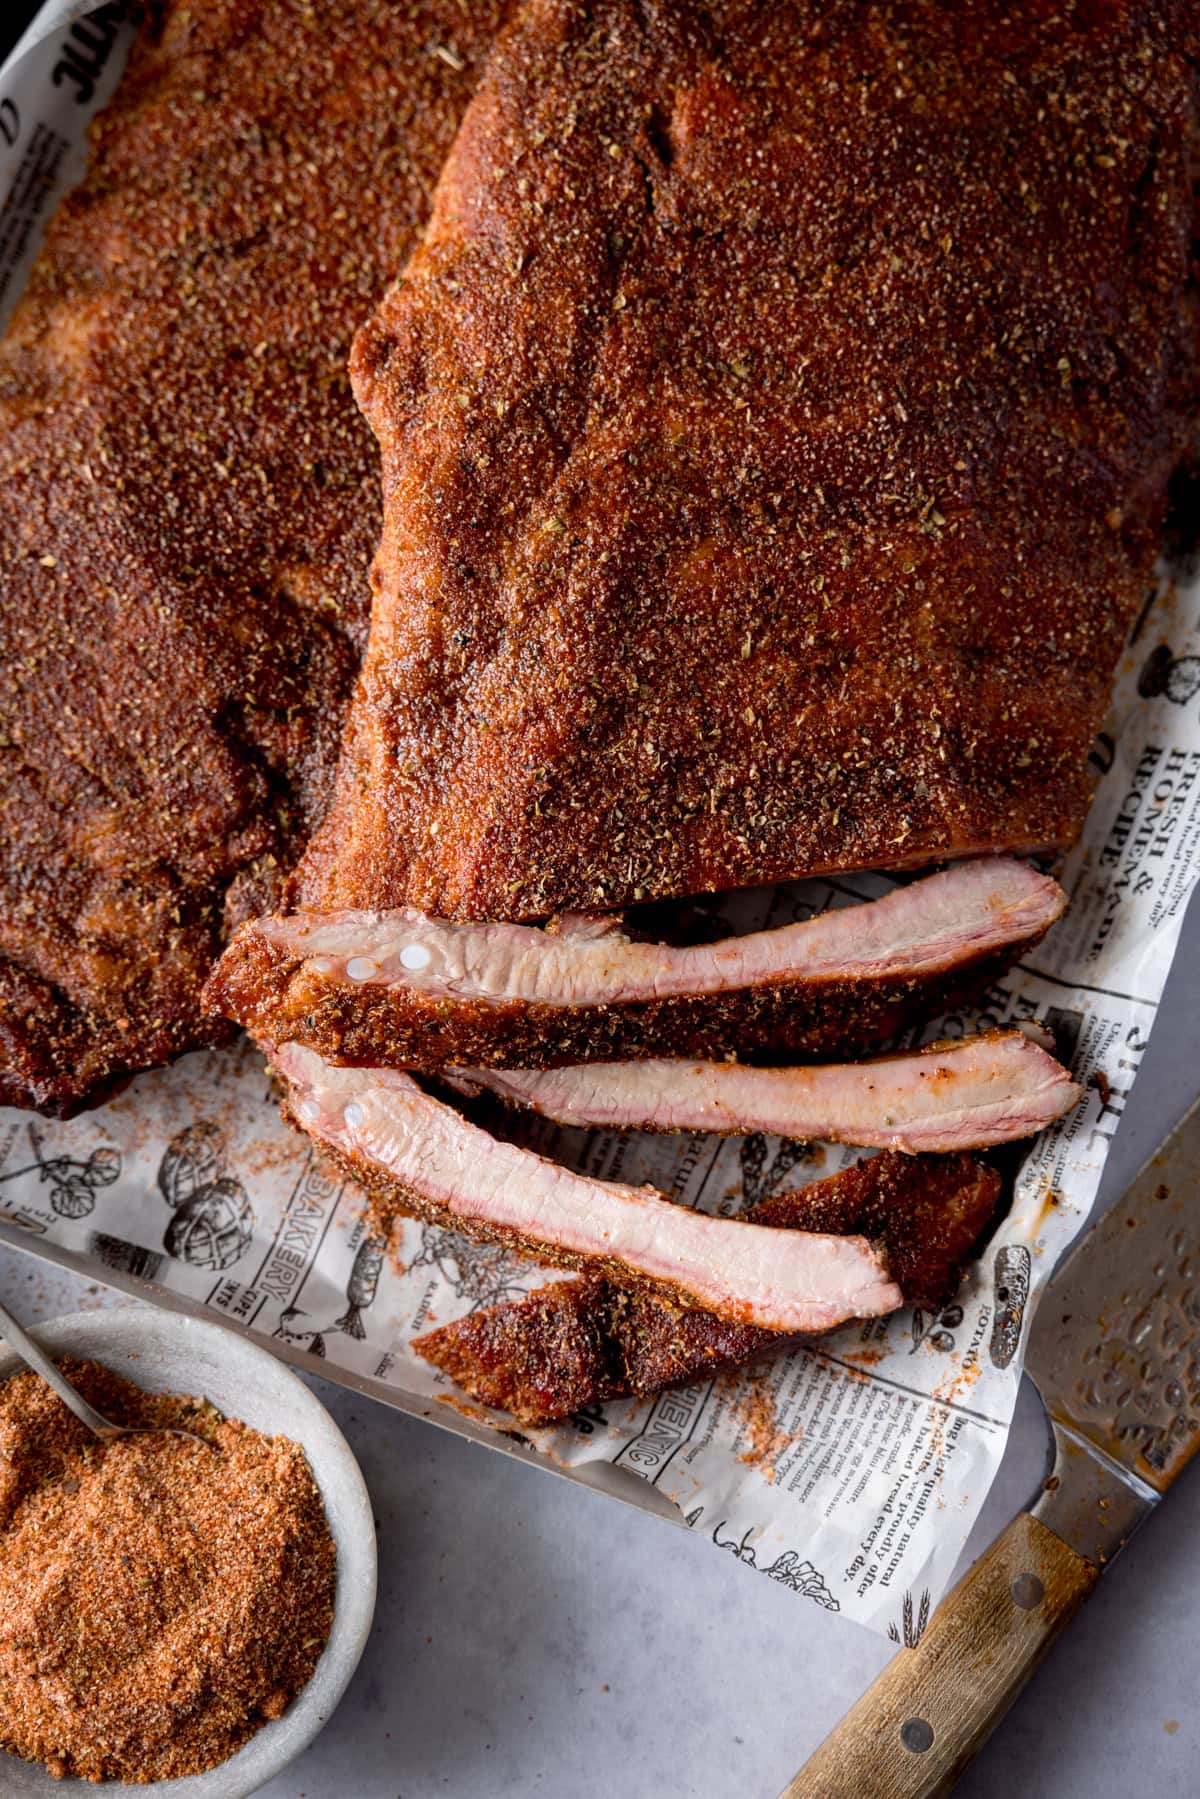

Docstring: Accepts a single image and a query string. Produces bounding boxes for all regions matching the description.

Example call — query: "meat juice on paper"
[2,5,1199,1637]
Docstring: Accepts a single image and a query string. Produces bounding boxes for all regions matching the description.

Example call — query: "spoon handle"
[0,1298,116,1438]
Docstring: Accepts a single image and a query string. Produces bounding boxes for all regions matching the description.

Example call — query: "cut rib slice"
[207,858,1066,1072]
[413,1152,1002,1426]
[449,1029,1079,1152]
[273,1043,902,1333]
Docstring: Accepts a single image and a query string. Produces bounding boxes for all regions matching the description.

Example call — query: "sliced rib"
[207,858,1066,1072]
[414,1153,1002,1426]
[449,1029,1079,1152]
[273,1043,902,1333]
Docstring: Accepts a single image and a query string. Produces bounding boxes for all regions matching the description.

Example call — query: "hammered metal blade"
[1033,1419,1154,1566]
[1028,1098,1200,1496]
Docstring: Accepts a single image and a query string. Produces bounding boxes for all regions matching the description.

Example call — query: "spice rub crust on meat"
[290,0,1200,927]
[413,1152,1002,1426]
[0,0,504,1114]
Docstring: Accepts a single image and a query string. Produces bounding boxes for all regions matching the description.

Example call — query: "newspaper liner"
[2,6,1199,1638]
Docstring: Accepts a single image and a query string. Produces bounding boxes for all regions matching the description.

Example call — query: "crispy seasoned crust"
[0,0,504,1113]
[294,0,1200,924]
[413,1151,1002,1425]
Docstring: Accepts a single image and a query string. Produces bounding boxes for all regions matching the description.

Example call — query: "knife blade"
[781,1097,1200,1799]
[1028,1097,1200,1559]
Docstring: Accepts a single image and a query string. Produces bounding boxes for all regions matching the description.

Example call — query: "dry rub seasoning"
[0,1357,337,1783]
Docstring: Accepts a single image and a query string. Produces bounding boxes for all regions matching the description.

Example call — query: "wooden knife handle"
[780,1512,1098,1799]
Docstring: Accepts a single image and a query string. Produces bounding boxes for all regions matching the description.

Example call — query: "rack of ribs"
[0,0,505,1113]
[204,0,1198,1359]
[9,1,1198,1408]
[211,0,1199,1065]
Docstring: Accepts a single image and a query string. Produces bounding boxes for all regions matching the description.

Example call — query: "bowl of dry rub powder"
[0,1307,377,1795]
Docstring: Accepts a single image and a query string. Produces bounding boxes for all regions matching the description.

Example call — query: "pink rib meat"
[449,1030,1080,1152]
[274,1043,903,1332]
[251,857,1062,1007]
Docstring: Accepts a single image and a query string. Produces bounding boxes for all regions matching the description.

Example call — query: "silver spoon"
[0,1298,213,1448]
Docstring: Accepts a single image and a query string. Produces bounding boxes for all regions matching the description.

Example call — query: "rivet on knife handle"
[777,1511,1097,1799]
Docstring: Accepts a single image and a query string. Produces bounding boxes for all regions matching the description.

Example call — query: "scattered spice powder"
[734,1377,803,1481]
[0,1358,337,1784]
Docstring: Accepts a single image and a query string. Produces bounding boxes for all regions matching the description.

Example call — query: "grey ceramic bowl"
[0,1307,378,1798]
